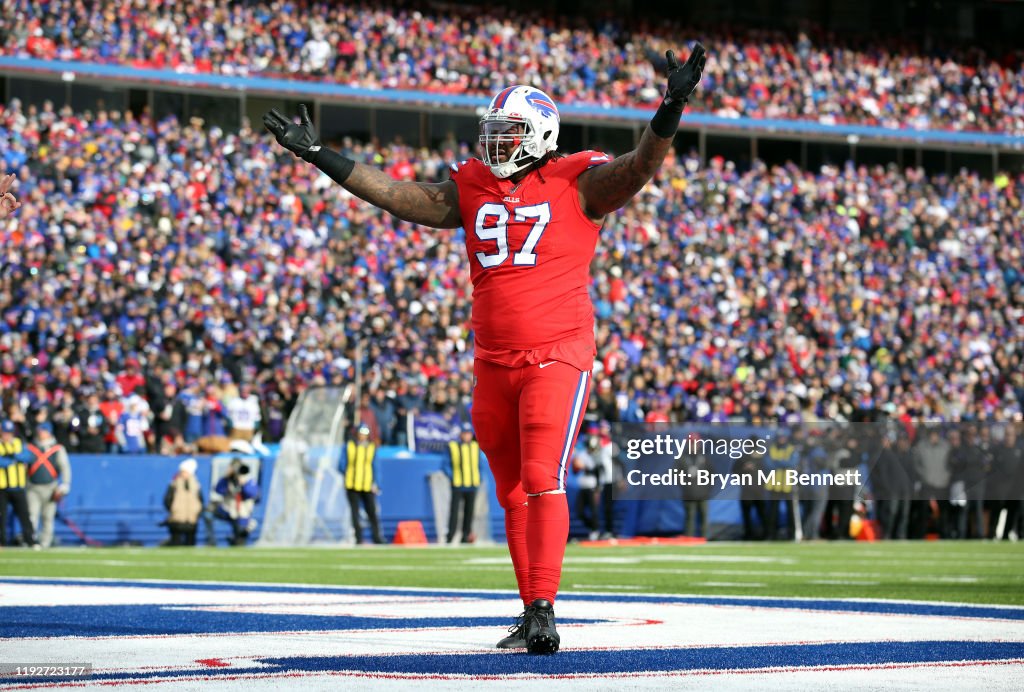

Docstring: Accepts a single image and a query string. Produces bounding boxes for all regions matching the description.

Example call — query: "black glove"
[663,43,706,107]
[649,42,706,138]
[263,104,322,162]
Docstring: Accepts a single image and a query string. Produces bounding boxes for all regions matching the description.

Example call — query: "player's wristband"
[650,98,685,139]
[306,147,355,184]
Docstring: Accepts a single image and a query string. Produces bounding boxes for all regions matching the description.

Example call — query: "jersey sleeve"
[561,150,611,178]
[447,157,482,187]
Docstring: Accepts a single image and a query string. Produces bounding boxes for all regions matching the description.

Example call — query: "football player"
[264,43,706,653]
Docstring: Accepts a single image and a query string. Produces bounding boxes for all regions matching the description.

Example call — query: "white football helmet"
[479,85,560,179]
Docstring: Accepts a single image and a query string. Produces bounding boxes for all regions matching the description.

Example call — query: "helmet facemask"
[479,116,536,179]
[478,86,560,179]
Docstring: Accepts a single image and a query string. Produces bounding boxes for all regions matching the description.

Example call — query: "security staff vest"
[766,443,796,493]
[0,438,28,490]
[345,441,376,492]
[448,440,481,489]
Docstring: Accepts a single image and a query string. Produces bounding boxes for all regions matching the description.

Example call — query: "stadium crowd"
[1,97,1021,461]
[2,1,1022,135]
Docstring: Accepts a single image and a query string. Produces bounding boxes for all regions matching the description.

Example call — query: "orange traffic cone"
[393,520,428,545]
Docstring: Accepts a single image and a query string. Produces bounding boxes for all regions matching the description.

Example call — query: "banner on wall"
[409,412,458,454]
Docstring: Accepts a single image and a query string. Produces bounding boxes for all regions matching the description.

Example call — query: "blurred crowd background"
[0,0,1021,459]
[2,0,1022,134]
[0,0,1021,548]
[0,97,1020,457]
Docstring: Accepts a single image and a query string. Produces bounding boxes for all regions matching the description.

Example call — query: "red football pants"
[471,358,591,605]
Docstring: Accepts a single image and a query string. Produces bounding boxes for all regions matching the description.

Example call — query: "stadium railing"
[1,56,1021,164]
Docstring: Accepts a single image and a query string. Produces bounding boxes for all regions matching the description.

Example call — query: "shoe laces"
[526,604,552,631]
[508,608,529,636]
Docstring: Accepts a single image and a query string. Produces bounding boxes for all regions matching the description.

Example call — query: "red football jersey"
[449,151,610,372]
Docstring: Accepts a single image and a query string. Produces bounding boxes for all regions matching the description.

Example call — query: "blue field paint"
[5,641,1023,685]
[264,640,1024,674]
[0,604,601,639]
[3,579,1023,686]
[5,578,1024,621]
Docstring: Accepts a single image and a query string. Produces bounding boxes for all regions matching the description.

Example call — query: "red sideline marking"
[195,659,231,668]
[581,535,707,547]
[5,658,1024,689]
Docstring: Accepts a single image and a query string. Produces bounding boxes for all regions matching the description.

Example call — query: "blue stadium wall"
[2,447,732,547]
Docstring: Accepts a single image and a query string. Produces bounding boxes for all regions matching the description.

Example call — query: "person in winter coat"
[163,458,203,546]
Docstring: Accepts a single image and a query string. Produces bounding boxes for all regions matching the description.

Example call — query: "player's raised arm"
[0,173,22,218]
[263,105,462,229]
[577,43,706,220]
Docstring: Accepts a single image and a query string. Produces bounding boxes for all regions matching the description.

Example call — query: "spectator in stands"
[594,379,620,423]
[300,28,333,76]
[99,386,125,453]
[444,422,481,544]
[369,388,398,446]
[163,458,203,546]
[261,391,288,443]
[145,356,173,451]
[0,95,1019,472]
[49,393,76,450]
[74,392,109,454]
[196,385,231,454]
[115,395,150,454]
[0,420,39,548]
[342,424,384,544]
[354,393,381,446]
[116,358,146,401]
[25,421,71,548]
[178,380,206,451]
[209,458,260,546]
[7,3,1022,135]
[225,382,261,446]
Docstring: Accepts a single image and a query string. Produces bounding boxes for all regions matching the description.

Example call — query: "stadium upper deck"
[2,0,1021,136]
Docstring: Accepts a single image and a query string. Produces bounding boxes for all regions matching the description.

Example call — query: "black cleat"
[524,599,560,654]
[495,608,530,649]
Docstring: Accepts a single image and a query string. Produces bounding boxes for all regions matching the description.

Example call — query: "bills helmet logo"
[526,92,558,119]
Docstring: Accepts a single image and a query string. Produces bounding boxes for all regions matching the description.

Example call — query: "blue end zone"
[5,578,1024,621]
[3,580,1023,685]
[0,604,602,639]
[265,641,1024,674]
[5,641,1024,685]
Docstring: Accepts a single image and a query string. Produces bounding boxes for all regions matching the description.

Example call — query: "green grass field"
[3,541,1023,605]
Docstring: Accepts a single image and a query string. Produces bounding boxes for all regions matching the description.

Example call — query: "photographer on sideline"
[208,458,260,546]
